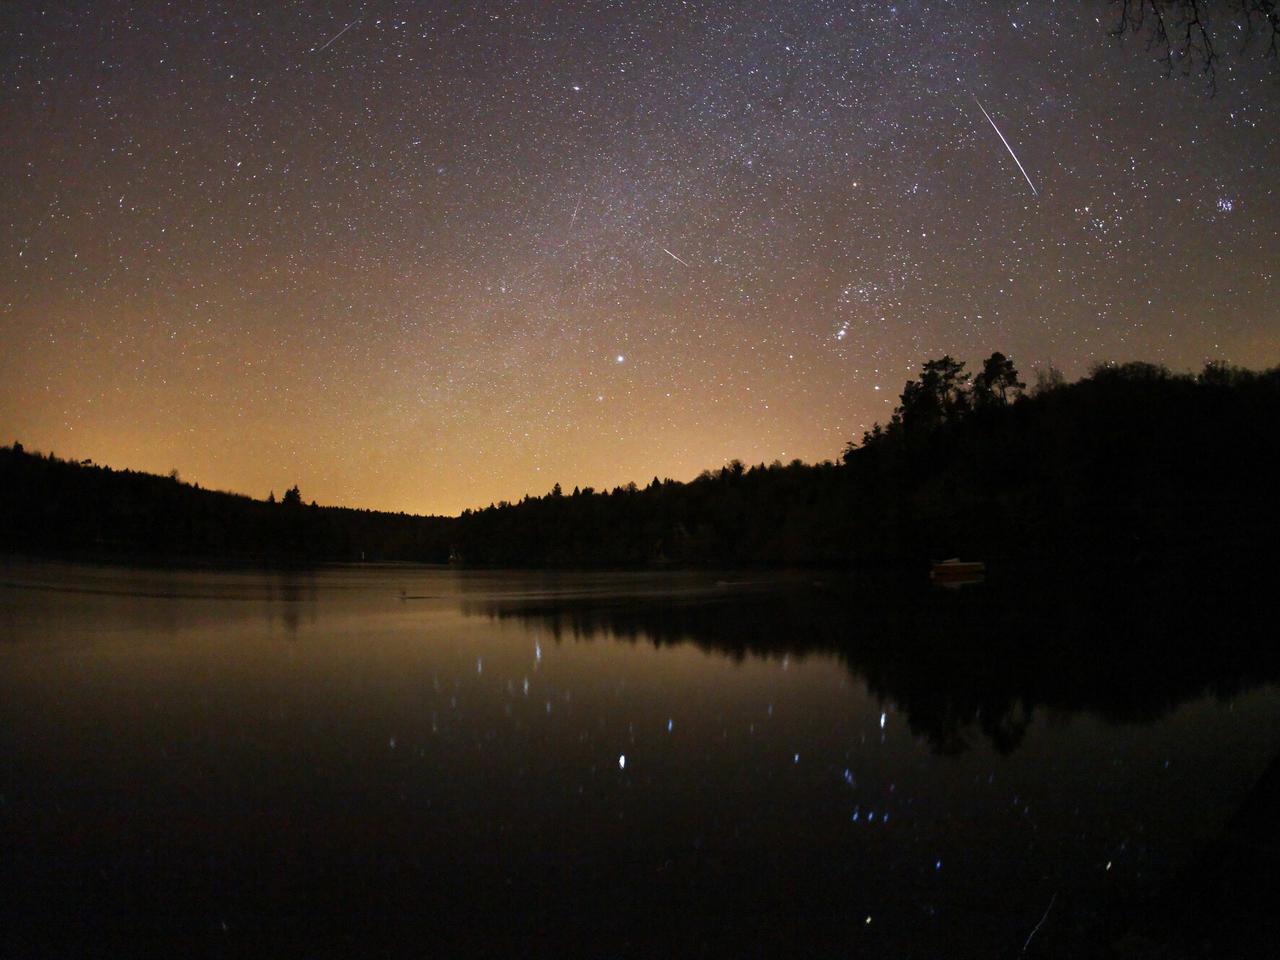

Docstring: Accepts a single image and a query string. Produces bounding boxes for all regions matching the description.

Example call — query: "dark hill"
[0,448,453,565]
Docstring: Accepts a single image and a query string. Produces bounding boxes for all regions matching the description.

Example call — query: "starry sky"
[2,1,1276,516]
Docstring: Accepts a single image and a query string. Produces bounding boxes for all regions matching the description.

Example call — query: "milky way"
[2,2,1276,514]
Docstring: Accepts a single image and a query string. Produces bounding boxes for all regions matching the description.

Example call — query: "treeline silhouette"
[449,354,1280,565]
[0,445,452,564]
[3,354,1277,566]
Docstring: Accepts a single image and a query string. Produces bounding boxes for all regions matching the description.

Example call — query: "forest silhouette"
[3,354,1277,567]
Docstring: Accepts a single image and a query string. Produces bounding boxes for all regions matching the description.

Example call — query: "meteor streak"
[315,19,359,54]
[974,98,1038,197]
[662,247,691,267]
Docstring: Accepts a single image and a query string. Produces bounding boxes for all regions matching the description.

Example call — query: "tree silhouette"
[282,485,302,507]
[900,355,970,432]
[972,352,1025,408]
[1031,365,1066,396]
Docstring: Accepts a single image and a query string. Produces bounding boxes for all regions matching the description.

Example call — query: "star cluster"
[2,1,1276,514]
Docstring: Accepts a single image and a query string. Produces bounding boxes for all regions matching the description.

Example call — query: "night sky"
[3,2,1276,516]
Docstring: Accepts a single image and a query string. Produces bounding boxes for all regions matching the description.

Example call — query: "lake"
[2,558,1277,957]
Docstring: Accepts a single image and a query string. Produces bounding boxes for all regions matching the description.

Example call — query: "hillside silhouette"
[0,449,452,564]
[3,355,1277,566]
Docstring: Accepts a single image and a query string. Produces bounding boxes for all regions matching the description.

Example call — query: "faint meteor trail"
[662,247,691,267]
[497,198,587,295]
[314,19,359,53]
[974,98,1038,197]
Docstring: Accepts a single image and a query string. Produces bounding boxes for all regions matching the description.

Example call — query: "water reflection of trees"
[463,567,1280,755]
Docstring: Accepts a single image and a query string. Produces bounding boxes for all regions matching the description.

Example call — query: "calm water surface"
[2,558,1277,957]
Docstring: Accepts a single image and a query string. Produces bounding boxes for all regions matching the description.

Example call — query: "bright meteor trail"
[974,98,1038,197]
[314,19,359,54]
[8,2,1271,519]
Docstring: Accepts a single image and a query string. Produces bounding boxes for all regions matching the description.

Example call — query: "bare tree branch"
[1112,0,1279,92]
